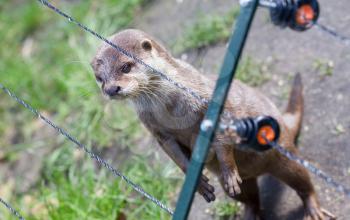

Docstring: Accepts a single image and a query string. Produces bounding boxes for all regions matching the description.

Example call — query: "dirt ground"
[135,0,350,219]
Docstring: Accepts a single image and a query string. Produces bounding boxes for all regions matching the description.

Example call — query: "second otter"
[91,29,331,220]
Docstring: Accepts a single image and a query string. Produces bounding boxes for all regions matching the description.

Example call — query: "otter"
[91,29,333,220]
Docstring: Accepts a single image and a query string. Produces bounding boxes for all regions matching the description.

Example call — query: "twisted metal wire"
[259,0,350,45]
[314,22,350,46]
[266,138,350,199]
[37,0,209,106]
[0,197,25,220]
[36,0,238,134]
[0,83,173,215]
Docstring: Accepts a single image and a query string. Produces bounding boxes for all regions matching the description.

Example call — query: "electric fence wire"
[259,0,350,45]
[36,0,210,106]
[36,0,236,132]
[0,83,174,216]
[265,137,350,199]
[0,197,25,220]
[314,22,350,46]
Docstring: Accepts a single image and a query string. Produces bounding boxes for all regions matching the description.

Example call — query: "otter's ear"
[141,39,152,51]
[90,58,103,70]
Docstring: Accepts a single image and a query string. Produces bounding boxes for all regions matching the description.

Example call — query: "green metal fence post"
[173,1,259,219]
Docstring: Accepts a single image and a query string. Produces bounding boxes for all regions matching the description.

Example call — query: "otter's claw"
[197,175,216,203]
[321,209,337,220]
[223,169,242,197]
[321,208,336,220]
[304,197,336,220]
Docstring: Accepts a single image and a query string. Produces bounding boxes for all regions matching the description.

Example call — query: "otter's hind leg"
[268,148,333,220]
[220,177,262,220]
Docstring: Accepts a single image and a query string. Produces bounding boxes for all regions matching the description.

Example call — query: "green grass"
[173,7,269,87]
[0,1,182,219]
[213,200,240,219]
[2,146,181,220]
[35,152,179,220]
[313,59,334,77]
[173,8,240,54]
[0,0,145,148]
[236,57,271,86]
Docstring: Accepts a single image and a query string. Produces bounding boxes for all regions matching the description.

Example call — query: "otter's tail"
[283,73,304,142]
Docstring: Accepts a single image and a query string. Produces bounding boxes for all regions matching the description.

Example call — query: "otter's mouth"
[105,94,128,100]
[109,95,127,100]
[101,92,128,100]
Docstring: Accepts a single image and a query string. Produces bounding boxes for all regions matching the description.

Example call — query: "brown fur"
[283,73,304,141]
[91,29,332,220]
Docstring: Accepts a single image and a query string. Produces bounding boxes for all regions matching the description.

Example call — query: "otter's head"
[91,29,166,100]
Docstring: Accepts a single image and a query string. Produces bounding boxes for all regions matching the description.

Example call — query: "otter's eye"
[96,59,103,66]
[121,63,132,73]
[96,75,103,82]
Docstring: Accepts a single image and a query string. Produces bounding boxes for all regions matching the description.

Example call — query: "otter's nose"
[105,85,121,96]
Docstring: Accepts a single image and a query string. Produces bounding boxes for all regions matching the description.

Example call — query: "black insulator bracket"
[269,0,320,31]
[234,116,280,152]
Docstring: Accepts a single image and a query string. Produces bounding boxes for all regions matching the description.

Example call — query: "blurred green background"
[0,1,183,219]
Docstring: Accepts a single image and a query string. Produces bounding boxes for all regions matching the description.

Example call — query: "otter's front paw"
[222,169,242,197]
[197,175,216,203]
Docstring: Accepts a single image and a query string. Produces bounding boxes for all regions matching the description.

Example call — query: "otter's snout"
[104,85,121,97]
